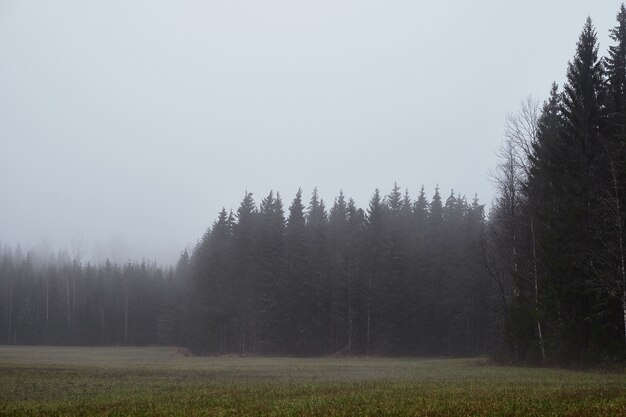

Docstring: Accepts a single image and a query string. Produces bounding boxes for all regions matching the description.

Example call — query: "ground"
[1,346,626,416]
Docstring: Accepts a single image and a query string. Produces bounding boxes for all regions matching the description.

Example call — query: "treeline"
[0,248,182,346]
[0,183,495,356]
[186,186,493,356]
[488,7,626,365]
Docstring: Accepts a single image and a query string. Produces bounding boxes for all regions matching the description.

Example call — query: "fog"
[0,0,621,264]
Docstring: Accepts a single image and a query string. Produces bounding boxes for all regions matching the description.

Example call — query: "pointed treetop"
[606,4,626,113]
[347,197,365,225]
[566,17,601,96]
[237,192,256,220]
[472,193,480,208]
[387,182,402,213]
[413,185,429,220]
[431,186,443,221]
[334,190,346,208]
[447,189,455,200]
[307,187,327,226]
[177,248,189,268]
[287,188,306,231]
[401,188,412,209]
[260,190,275,215]
[369,188,382,207]
[535,83,561,145]
[273,191,285,222]
[330,190,348,224]
[347,197,357,214]
[560,16,603,139]
[367,188,386,225]
[611,4,626,41]
[211,207,232,239]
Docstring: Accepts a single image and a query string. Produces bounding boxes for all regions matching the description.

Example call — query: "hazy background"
[1,0,622,265]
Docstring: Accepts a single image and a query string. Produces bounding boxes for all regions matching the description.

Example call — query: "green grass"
[1,346,626,416]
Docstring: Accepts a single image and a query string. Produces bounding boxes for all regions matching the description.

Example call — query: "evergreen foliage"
[490,7,626,365]
[0,184,492,357]
[181,185,490,356]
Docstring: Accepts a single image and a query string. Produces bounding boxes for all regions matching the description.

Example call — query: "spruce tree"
[304,188,330,354]
[556,18,605,361]
[601,4,626,350]
[256,191,285,352]
[284,189,309,353]
[346,198,367,353]
[232,192,258,354]
[329,191,351,353]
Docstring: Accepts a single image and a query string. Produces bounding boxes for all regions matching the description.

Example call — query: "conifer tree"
[604,4,626,347]
[305,188,330,353]
[232,192,258,353]
[329,191,351,352]
[555,18,605,361]
[346,198,367,353]
[284,189,309,353]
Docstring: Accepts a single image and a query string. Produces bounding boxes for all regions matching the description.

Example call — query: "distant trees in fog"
[183,185,492,356]
[0,250,179,346]
[0,184,494,356]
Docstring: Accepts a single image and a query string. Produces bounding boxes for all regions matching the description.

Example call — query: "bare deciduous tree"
[489,96,545,360]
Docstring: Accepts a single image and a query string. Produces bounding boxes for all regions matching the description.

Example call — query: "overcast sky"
[1,0,623,264]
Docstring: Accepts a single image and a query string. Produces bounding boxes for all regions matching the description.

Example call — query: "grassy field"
[1,347,626,416]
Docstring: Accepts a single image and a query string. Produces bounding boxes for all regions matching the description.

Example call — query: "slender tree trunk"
[65,278,71,338]
[332,294,338,353]
[45,278,49,326]
[366,305,371,355]
[510,193,519,275]
[221,321,226,354]
[347,288,352,354]
[72,274,76,318]
[7,288,12,344]
[124,294,129,343]
[100,306,105,342]
[447,319,451,356]
[466,313,471,353]
[530,216,546,360]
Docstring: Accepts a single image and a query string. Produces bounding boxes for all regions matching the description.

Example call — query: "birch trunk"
[530,216,546,360]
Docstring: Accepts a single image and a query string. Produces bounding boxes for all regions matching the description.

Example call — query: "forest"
[4,6,626,366]
[0,186,491,357]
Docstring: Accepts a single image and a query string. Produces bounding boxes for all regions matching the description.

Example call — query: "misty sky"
[1,0,623,264]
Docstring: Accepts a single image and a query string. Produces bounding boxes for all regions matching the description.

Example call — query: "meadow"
[1,346,626,416]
